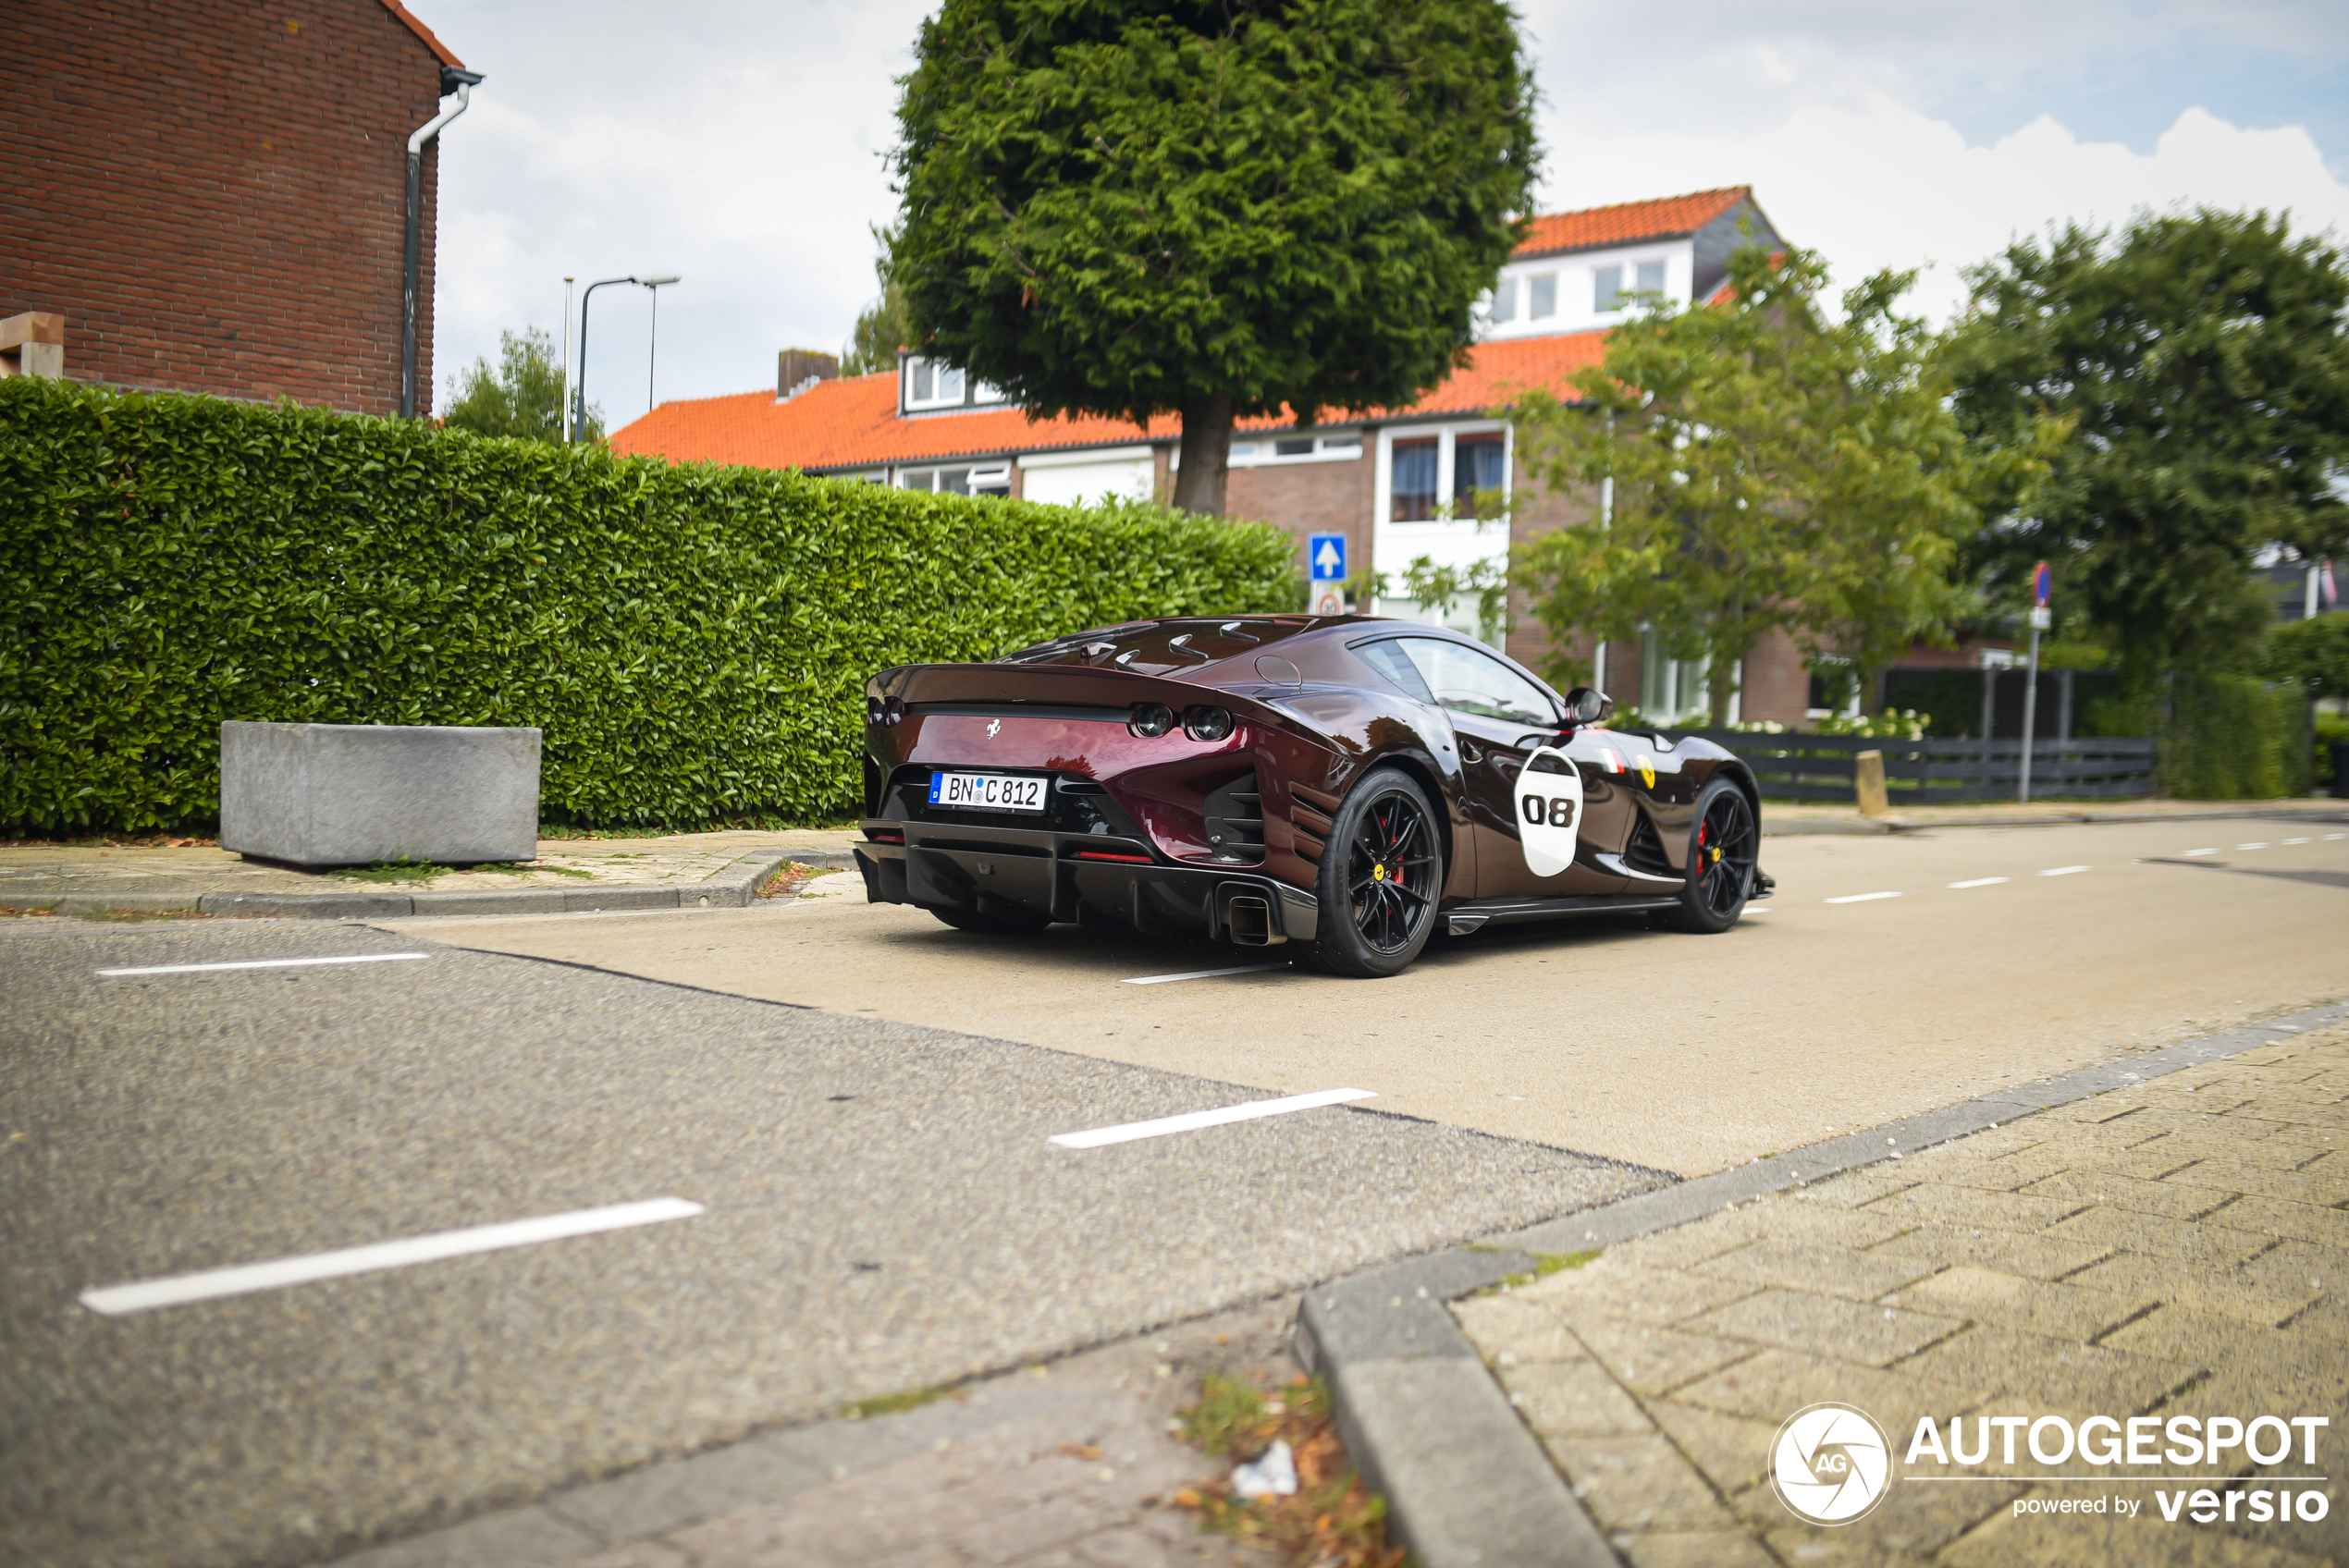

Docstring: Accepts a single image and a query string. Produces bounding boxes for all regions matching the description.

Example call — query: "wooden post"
[1854,749,1890,818]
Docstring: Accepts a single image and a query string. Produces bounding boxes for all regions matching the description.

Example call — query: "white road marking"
[2237,842,2269,850]
[78,1197,705,1316]
[2039,865,2091,876]
[1825,891,1901,904]
[1049,1088,1376,1149]
[97,952,430,978]
[2327,834,2346,841]
[1121,964,1287,986]
[2181,849,2220,857]
[1948,877,2010,888]
[1741,905,1773,913]
[2283,837,2311,844]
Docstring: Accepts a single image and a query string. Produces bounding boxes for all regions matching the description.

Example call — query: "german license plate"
[928,772,1048,813]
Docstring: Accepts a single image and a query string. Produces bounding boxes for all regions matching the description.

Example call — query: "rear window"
[999,619,1310,675]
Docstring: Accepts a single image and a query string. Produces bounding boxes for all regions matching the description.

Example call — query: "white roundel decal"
[1513,746,1584,876]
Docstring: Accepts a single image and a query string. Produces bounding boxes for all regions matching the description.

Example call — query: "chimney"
[777,348,839,400]
[0,312,65,378]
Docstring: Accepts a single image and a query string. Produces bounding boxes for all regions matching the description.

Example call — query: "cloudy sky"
[423,0,2349,427]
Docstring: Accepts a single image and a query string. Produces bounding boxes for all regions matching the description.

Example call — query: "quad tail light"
[1128,702,1232,741]
[867,694,906,728]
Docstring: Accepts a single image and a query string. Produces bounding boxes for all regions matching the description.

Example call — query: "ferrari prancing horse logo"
[987,718,1002,738]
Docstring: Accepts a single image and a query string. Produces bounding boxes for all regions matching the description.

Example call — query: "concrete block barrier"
[219,721,540,868]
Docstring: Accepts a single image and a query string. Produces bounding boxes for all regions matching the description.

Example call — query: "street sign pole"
[2019,561,2052,803]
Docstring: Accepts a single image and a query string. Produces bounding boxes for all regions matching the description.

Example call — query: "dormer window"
[1491,276,1519,324]
[905,356,964,409]
[1528,274,1556,318]
[1596,260,1668,313]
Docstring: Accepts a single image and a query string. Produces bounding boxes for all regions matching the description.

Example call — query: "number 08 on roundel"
[855,615,1773,978]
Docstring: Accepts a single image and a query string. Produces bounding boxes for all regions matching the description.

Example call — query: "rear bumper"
[855,819,1317,945]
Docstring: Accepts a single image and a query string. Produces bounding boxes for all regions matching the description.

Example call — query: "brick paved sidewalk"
[1458,1021,2349,1567]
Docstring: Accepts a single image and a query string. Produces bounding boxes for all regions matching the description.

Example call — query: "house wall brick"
[2,0,453,415]
[1225,444,1375,610]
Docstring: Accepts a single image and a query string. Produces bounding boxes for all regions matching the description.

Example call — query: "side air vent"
[1622,812,1675,878]
[1203,768,1266,863]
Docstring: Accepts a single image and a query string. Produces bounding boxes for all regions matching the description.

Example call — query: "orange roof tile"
[1513,187,1750,258]
[608,330,1610,472]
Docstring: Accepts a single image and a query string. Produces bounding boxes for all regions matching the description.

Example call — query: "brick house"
[611,188,1833,725]
[3,0,471,416]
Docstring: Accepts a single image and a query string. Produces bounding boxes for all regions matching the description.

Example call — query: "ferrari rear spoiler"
[875,662,1291,731]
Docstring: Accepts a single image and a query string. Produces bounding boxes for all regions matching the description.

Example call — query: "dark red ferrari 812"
[854,616,1770,977]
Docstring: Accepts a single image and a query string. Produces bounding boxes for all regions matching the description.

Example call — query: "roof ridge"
[376,0,463,67]
[1532,185,1749,223]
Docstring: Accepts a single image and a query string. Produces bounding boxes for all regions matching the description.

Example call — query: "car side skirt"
[855,820,1319,946]
[1442,891,1683,935]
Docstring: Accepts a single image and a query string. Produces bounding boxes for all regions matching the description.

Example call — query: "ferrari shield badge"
[1513,746,1584,877]
[1635,753,1656,789]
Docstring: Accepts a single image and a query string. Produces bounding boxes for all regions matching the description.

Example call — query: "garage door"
[1019,449,1156,508]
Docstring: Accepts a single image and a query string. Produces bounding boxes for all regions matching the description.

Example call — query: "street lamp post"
[572,273,680,442]
[639,275,679,413]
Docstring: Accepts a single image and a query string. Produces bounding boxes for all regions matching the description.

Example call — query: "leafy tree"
[890,0,1538,514]
[442,327,600,443]
[1510,247,2025,725]
[842,225,916,376]
[2265,610,2349,699]
[1940,210,2349,686]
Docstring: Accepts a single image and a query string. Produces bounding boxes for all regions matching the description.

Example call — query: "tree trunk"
[1172,392,1235,515]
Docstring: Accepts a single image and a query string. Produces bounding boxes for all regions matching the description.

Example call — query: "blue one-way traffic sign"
[1309,533,1347,582]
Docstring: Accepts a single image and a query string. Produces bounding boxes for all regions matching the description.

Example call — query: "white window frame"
[1371,421,1514,647]
[903,355,967,411]
[1218,431,1363,469]
[894,459,1013,496]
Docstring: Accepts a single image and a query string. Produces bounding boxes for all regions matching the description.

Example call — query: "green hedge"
[0,377,1299,835]
[2158,674,2310,800]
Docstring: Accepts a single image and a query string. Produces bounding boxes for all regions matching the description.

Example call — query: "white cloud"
[424,1,2349,416]
[1539,101,2349,321]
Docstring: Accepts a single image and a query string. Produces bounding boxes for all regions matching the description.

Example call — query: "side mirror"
[1561,686,1614,727]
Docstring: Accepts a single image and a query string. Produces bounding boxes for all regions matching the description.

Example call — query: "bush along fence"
[0,377,1300,836]
[1664,729,2158,805]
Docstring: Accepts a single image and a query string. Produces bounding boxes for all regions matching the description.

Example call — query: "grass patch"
[1503,1248,1603,1289]
[331,858,444,885]
[756,862,842,899]
[841,1383,956,1420]
[1171,1371,1403,1568]
[465,861,594,878]
[76,908,207,922]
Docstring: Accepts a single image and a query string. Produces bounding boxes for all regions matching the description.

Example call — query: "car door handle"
[1458,739,1484,764]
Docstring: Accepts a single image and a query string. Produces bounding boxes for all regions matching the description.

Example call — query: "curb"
[2,849,818,921]
[1295,995,2349,1568]
[1766,803,2349,837]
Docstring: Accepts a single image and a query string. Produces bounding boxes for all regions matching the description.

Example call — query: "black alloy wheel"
[1303,767,1442,977]
[1658,778,1757,934]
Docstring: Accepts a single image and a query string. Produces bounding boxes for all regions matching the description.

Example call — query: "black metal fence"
[1662,729,2158,804]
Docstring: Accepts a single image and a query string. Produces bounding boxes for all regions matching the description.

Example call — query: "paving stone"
[1901,1264,2155,1341]
[2096,1305,2298,1366]
[1516,1258,1759,1328]
[1753,1474,2021,1563]
[1908,1148,2080,1193]
[2020,1169,2244,1221]
[1639,1396,1778,1499]
[1503,1356,1654,1438]
[1693,1241,1938,1303]
[1944,1507,2337,1567]
[1866,1219,2119,1281]
[2039,1207,2275,1267]
[1453,1292,1580,1364]
[2061,1252,2317,1329]
[1671,1349,1974,1434]
[1780,1170,1925,1209]
[1693,1196,1912,1250]
[1857,1183,2087,1233]
[1611,1220,1769,1271]
[1568,1316,1759,1398]
[2166,1160,2349,1207]
[1618,1527,1778,1568]
[1682,1288,1963,1367]
[1898,1325,2197,1413]
[1544,1433,1740,1533]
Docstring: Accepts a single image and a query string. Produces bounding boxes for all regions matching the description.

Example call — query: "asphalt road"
[6,813,2344,1567]
[400,815,2349,1174]
[0,916,1652,1568]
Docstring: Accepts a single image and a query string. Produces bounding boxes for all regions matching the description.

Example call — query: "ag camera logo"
[1772,1403,1894,1525]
